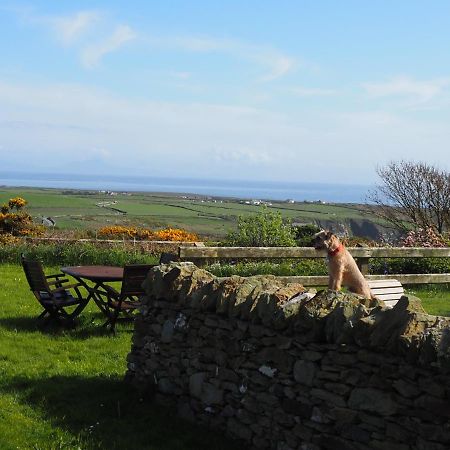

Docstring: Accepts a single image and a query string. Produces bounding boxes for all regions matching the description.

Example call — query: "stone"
[256,346,293,372]
[311,406,333,424]
[293,360,317,386]
[416,438,448,450]
[216,276,244,314]
[227,418,252,442]
[314,434,362,450]
[301,350,323,361]
[414,394,450,418]
[157,377,177,394]
[310,388,346,408]
[258,365,278,378]
[292,423,313,441]
[369,440,409,450]
[200,382,224,405]
[282,399,312,419]
[189,372,206,398]
[161,320,174,343]
[385,422,412,443]
[348,388,397,416]
[392,379,421,398]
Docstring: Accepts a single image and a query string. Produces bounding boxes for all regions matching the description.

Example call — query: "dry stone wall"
[126,262,450,450]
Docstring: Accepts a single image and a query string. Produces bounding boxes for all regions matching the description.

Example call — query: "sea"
[0,172,372,204]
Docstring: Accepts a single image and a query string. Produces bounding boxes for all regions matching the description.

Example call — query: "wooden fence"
[178,246,450,285]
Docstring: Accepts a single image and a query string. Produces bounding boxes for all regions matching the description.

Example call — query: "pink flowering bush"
[400,228,446,248]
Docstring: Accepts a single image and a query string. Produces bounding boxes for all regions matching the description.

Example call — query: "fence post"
[355,257,369,275]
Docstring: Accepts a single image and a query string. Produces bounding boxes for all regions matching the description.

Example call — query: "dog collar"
[328,244,344,257]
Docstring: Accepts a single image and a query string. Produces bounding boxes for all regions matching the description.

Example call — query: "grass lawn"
[405,284,450,316]
[0,264,242,450]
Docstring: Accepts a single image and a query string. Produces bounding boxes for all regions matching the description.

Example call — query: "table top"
[61,265,124,282]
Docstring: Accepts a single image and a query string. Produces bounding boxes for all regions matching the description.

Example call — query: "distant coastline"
[0,171,372,204]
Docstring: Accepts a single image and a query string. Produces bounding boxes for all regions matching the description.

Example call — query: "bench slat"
[376,293,404,301]
[368,279,403,288]
[370,287,404,295]
[383,299,400,308]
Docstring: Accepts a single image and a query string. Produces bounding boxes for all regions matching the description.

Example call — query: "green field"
[0,187,375,239]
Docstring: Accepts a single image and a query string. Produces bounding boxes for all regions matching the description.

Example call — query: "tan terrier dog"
[312,230,374,299]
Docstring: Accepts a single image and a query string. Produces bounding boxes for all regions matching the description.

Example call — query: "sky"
[1,1,450,185]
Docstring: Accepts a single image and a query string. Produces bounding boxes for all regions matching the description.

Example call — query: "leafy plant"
[225,207,296,247]
[0,197,43,237]
[292,224,321,247]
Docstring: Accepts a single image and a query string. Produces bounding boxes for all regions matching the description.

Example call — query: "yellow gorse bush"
[0,233,21,245]
[154,227,198,242]
[97,226,198,242]
[0,197,43,239]
[8,197,27,210]
[98,226,139,239]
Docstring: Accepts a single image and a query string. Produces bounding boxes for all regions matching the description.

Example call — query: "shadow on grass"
[5,375,241,450]
[0,313,134,339]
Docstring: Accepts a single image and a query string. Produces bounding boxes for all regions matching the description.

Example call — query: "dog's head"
[312,230,340,251]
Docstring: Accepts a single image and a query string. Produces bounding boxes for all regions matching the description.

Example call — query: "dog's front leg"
[329,268,344,291]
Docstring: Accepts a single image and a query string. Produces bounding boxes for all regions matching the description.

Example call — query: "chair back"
[21,256,50,293]
[120,264,154,298]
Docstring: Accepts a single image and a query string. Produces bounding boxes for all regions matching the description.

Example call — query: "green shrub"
[292,224,321,247]
[0,242,159,266]
[225,207,296,247]
[370,257,450,275]
[207,259,327,277]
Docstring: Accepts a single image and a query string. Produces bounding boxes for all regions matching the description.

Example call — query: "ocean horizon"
[0,172,372,204]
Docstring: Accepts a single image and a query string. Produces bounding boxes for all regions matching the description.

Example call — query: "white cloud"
[290,86,337,97]
[213,147,273,165]
[49,11,100,45]
[81,24,137,68]
[258,54,294,82]
[2,80,450,183]
[147,35,295,82]
[362,76,450,103]
[171,71,191,80]
[11,7,100,45]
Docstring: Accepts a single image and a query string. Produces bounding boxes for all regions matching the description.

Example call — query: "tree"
[368,160,450,234]
[225,207,296,247]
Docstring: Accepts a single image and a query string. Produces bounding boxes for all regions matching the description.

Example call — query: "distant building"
[42,217,56,227]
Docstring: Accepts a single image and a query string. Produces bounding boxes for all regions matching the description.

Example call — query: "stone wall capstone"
[126,262,450,450]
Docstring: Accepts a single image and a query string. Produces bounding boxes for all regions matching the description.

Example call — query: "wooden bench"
[368,279,405,308]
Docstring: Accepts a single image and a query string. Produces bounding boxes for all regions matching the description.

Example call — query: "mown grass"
[0,264,241,450]
[405,283,450,316]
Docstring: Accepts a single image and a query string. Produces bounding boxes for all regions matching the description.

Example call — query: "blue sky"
[1,1,450,184]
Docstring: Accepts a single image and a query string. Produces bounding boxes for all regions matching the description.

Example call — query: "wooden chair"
[21,256,89,324]
[368,279,405,308]
[91,264,154,331]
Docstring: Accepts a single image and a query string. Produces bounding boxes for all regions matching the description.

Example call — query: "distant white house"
[42,217,56,227]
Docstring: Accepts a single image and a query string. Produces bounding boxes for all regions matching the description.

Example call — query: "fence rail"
[179,246,450,259]
[179,246,450,285]
[24,237,202,246]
